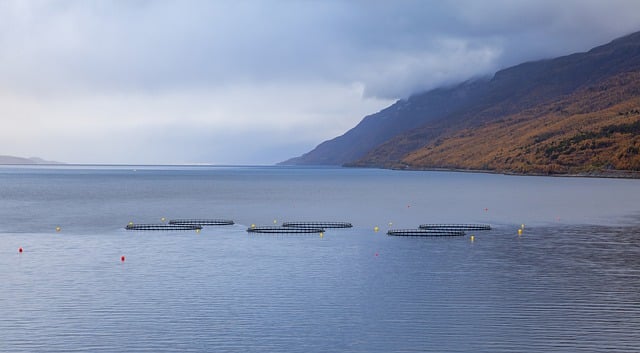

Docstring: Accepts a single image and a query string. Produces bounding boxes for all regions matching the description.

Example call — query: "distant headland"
[0,155,63,165]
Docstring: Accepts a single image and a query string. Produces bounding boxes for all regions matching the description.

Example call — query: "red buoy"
[18,247,23,253]
[121,255,125,262]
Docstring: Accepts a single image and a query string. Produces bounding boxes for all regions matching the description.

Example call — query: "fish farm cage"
[419,224,491,231]
[387,229,466,236]
[281,221,353,229]
[247,226,326,234]
[169,219,235,226]
[125,224,202,231]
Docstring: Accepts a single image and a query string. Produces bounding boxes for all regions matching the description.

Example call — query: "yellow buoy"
[251,224,256,229]
[196,228,201,233]
[470,235,475,242]
[518,228,523,236]
[55,226,61,232]
[320,232,324,238]
[521,224,525,229]
[374,226,380,232]
[273,219,277,224]
[161,217,166,223]
[128,221,134,226]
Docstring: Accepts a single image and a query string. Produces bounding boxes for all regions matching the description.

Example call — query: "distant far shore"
[0,155,63,165]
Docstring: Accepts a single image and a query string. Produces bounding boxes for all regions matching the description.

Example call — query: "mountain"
[280,79,490,165]
[0,155,62,165]
[282,31,640,175]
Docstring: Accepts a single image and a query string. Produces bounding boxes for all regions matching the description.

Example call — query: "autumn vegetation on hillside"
[287,31,640,176]
[400,72,640,175]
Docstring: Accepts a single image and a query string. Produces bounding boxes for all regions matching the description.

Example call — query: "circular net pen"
[282,221,352,229]
[387,229,466,236]
[247,226,325,234]
[419,224,491,231]
[126,224,202,231]
[169,219,235,226]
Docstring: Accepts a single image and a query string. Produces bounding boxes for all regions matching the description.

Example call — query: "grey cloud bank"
[0,0,639,164]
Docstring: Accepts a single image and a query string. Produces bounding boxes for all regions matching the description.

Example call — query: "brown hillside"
[401,72,640,175]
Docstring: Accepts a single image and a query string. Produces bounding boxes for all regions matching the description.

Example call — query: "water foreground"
[1,165,639,352]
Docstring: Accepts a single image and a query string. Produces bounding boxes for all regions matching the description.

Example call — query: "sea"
[1,165,639,352]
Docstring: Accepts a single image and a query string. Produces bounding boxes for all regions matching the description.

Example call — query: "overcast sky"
[1,0,640,164]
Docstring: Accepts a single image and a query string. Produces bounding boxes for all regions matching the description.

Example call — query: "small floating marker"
[374,226,380,232]
[161,217,166,223]
[196,228,201,233]
[375,252,379,257]
[484,208,489,212]
[518,228,523,236]
[251,224,256,229]
[470,235,475,242]
[388,222,393,227]
[128,221,134,226]
[55,226,61,232]
[521,224,525,229]
[320,232,324,238]
[18,247,23,253]
[121,255,125,262]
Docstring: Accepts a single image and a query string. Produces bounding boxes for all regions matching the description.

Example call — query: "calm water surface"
[1,166,639,352]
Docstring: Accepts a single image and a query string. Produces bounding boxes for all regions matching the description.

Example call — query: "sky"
[1,0,640,164]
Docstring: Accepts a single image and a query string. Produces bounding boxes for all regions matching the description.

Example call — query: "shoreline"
[382,165,640,179]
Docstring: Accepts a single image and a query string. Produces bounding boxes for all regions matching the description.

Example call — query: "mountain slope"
[401,72,640,174]
[284,30,640,174]
[280,79,490,165]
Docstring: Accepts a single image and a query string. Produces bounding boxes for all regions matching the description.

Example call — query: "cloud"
[0,81,386,164]
[0,0,639,163]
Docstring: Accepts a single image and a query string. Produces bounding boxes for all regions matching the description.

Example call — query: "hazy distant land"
[0,155,62,165]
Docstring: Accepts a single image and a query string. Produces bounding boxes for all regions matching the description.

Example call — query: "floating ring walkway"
[387,229,466,236]
[282,221,352,229]
[169,219,235,226]
[126,224,202,231]
[247,226,325,234]
[419,224,491,231]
